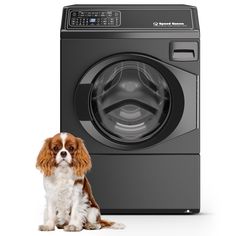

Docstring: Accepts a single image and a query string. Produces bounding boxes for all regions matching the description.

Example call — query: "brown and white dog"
[36,132,124,231]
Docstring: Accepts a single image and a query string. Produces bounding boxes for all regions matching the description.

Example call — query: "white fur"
[60,133,67,145]
[55,133,72,166]
[40,166,88,231]
[68,183,88,230]
[87,207,100,224]
[110,223,126,229]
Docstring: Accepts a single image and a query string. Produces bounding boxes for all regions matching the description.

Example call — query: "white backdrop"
[0,0,235,235]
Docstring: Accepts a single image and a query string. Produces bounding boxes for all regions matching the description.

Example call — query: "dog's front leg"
[64,185,88,232]
[39,197,56,231]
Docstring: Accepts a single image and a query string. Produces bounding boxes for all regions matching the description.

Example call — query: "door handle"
[170,42,198,61]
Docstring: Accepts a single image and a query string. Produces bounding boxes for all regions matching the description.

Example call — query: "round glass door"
[90,61,171,143]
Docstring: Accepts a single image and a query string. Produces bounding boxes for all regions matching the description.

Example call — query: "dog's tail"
[100,219,125,229]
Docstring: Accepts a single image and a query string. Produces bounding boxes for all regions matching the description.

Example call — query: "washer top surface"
[61,5,199,33]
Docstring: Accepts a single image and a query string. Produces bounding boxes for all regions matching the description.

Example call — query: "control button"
[89,18,96,23]
[70,10,120,27]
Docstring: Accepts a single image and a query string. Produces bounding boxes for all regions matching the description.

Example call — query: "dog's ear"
[72,138,92,176]
[36,138,55,176]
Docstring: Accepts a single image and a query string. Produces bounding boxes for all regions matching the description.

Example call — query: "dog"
[36,132,125,231]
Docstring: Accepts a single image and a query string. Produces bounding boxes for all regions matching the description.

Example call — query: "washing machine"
[61,4,200,214]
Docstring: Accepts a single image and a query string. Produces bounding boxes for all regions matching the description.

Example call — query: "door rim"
[74,53,185,150]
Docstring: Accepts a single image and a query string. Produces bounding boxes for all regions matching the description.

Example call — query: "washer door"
[75,53,184,150]
[91,61,170,143]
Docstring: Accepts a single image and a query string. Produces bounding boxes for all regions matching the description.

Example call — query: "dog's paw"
[56,223,67,229]
[38,225,55,231]
[64,225,82,232]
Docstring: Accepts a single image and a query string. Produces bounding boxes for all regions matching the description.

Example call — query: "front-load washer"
[61,4,200,214]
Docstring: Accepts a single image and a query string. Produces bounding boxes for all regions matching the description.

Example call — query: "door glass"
[90,61,171,142]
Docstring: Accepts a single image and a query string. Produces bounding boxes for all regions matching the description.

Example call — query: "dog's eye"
[68,146,74,152]
[53,146,59,152]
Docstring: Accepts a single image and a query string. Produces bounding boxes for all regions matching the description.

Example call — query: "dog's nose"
[60,151,67,158]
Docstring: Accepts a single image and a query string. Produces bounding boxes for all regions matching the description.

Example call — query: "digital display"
[69,10,121,27]
[89,18,96,23]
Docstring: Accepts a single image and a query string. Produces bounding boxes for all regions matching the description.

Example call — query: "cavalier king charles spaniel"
[36,132,124,231]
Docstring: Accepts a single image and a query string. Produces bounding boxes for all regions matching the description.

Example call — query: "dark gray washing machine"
[61,4,200,214]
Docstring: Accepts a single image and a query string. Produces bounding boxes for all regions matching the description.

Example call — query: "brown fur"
[72,138,92,176]
[74,178,84,185]
[83,176,100,210]
[100,219,115,228]
[36,138,56,176]
[83,219,115,230]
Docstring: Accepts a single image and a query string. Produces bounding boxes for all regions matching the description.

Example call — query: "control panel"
[69,10,121,27]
